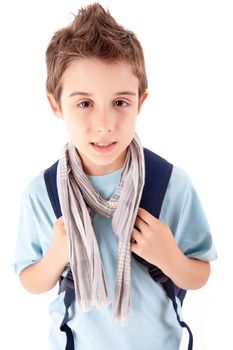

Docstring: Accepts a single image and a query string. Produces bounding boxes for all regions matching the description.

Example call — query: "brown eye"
[114,100,128,107]
[78,101,92,108]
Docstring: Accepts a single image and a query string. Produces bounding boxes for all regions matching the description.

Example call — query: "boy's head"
[46,2,148,107]
[46,3,148,176]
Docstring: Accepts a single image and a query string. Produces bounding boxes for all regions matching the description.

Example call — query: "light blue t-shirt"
[13,164,217,350]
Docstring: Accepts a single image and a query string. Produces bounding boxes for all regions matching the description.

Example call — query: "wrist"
[160,247,186,284]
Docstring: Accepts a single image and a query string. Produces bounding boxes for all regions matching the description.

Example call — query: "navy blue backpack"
[44,147,193,350]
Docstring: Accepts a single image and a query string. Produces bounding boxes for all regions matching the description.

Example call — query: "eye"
[77,100,93,108]
[114,99,129,107]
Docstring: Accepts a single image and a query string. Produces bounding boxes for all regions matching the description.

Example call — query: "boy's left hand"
[130,207,182,270]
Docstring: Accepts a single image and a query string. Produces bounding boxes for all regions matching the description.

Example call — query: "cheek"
[121,114,137,130]
[64,113,84,130]
[65,118,92,144]
[119,119,136,143]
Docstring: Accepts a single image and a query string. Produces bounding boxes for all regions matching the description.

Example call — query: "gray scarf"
[57,132,145,325]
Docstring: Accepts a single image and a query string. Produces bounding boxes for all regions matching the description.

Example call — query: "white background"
[0,0,232,349]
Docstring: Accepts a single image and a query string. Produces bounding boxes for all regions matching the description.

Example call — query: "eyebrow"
[69,91,137,97]
[115,91,137,96]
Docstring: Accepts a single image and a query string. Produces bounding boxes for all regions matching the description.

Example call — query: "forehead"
[61,58,139,96]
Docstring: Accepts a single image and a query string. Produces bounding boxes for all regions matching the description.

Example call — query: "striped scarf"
[57,132,145,325]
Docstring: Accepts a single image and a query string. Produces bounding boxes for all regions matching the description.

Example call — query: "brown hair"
[46,2,148,105]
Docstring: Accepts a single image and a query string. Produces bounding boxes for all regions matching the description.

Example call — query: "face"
[48,58,147,176]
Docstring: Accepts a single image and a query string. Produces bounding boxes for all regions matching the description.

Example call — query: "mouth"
[90,141,118,153]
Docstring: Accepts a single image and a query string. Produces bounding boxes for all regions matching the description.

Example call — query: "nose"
[94,109,115,133]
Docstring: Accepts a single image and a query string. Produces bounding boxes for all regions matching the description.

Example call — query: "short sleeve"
[159,166,217,262]
[13,173,56,275]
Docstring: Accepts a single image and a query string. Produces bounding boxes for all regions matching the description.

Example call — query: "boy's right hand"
[51,216,69,266]
[19,216,69,294]
[19,209,93,294]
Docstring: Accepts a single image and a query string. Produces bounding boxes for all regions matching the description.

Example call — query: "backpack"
[44,147,193,350]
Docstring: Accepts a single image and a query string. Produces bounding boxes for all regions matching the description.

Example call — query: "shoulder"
[143,148,193,208]
[159,164,197,222]
[168,165,192,194]
[144,148,189,189]
[23,171,47,201]
[144,147,192,195]
[167,164,198,205]
[21,169,55,220]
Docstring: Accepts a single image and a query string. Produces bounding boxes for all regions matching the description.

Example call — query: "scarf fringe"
[111,283,131,326]
[79,297,112,313]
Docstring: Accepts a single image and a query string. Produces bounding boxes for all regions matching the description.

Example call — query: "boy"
[14,3,217,350]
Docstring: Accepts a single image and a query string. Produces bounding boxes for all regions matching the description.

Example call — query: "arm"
[131,207,211,290]
[19,217,69,294]
[160,247,210,290]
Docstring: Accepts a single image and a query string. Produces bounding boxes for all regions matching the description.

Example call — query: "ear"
[138,91,148,113]
[47,94,63,119]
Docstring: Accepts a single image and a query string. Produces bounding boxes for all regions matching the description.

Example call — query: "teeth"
[94,142,114,146]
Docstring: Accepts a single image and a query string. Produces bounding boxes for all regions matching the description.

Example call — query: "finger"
[134,215,147,232]
[131,228,142,243]
[138,207,160,226]
[130,241,137,252]
[130,239,140,254]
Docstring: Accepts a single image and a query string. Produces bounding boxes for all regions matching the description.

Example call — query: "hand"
[131,207,182,271]
[50,207,92,267]
[51,216,69,266]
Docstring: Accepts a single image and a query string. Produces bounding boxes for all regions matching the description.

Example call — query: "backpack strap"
[162,279,193,350]
[140,147,173,217]
[44,147,193,350]
[59,270,75,350]
[44,160,61,218]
